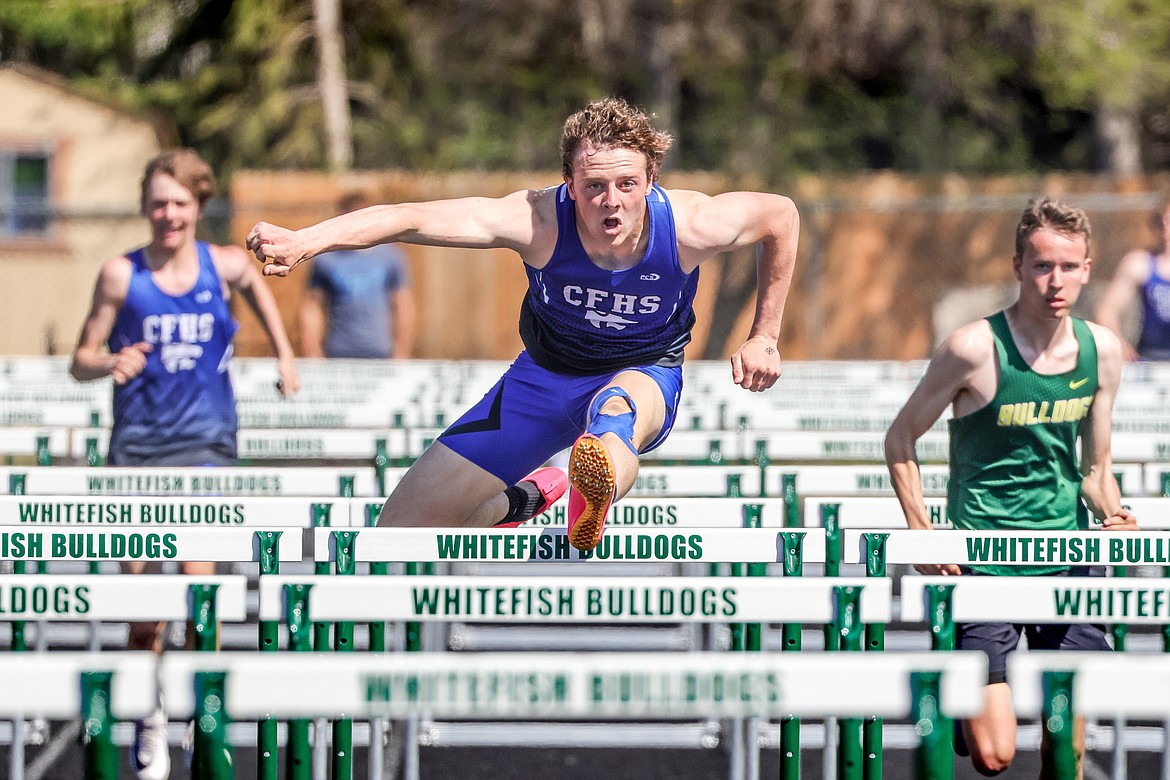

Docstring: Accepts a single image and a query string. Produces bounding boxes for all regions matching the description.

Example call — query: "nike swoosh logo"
[1069,378,1089,389]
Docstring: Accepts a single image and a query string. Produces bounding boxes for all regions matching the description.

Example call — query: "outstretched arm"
[214,245,300,396]
[884,323,991,574]
[247,188,553,277]
[1093,250,1148,361]
[673,190,799,392]
[1080,323,1138,529]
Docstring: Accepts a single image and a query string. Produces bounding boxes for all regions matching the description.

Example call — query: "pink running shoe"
[493,467,567,528]
[567,434,616,551]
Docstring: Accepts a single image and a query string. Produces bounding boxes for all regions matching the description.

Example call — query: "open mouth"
[603,217,620,231]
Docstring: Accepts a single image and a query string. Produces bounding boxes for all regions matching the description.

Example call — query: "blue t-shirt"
[106,242,238,464]
[308,245,411,359]
[1138,252,1170,360]
[519,184,698,374]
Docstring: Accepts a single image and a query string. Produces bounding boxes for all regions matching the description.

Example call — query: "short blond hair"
[1015,197,1092,258]
[141,149,215,208]
[560,98,674,182]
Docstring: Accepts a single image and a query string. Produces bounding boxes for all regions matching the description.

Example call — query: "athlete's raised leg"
[568,369,669,551]
[377,441,509,527]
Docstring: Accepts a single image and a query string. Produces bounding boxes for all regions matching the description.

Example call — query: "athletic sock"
[499,481,543,524]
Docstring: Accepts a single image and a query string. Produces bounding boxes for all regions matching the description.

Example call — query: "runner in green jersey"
[885,197,1138,779]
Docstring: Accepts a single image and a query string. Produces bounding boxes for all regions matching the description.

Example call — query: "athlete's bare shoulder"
[937,318,996,370]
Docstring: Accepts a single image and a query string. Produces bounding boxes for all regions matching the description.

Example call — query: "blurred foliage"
[4,0,1170,186]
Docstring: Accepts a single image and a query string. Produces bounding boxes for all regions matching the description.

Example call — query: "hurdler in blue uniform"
[107,241,239,465]
[71,149,299,780]
[247,97,800,554]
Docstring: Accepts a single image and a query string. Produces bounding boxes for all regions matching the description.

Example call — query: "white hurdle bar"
[150,650,986,720]
[0,495,354,528]
[520,497,793,529]
[900,575,1170,624]
[258,575,893,625]
[314,527,828,564]
[843,529,1170,568]
[0,466,380,497]
[0,574,247,622]
[807,497,1170,530]
[0,526,303,563]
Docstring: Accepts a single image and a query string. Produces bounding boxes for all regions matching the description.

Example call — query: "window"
[0,150,51,238]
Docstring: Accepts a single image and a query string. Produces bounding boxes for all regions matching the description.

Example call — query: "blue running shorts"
[957,567,1111,685]
[437,351,682,485]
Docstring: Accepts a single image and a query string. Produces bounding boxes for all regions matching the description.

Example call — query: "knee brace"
[586,387,638,455]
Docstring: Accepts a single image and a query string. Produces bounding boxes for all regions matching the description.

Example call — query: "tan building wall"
[231,169,1170,361]
[0,64,162,355]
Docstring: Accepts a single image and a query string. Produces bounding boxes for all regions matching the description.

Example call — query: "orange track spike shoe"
[567,433,616,551]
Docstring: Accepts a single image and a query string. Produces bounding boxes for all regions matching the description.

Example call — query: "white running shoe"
[131,705,171,780]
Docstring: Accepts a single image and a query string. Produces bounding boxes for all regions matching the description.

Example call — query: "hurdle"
[0,466,380,497]
[259,555,889,780]
[0,649,987,780]
[0,525,301,780]
[0,574,248,780]
[1011,651,1170,780]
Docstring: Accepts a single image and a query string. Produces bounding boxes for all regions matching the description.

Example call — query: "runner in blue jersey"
[1095,197,1170,360]
[70,148,299,780]
[248,97,799,551]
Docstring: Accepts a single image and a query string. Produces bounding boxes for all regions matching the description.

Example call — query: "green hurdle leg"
[754,439,769,498]
[725,473,743,498]
[36,434,51,466]
[191,671,233,780]
[311,503,334,651]
[863,534,890,780]
[780,473,799,527]
[81,671,118,780]
[836,585,864,780]
[778,532,805,780]
[822,504,842,651]
[911,671,952,780]
[256,531,283,780]
[331,531,358,780]
[1041,670,1077,779]
[374,438,390,495]
[285,584,313,780]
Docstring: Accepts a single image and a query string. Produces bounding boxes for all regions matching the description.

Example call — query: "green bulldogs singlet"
[947,311,1097,575]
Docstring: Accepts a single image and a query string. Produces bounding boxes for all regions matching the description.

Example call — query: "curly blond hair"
[560,98,674,182]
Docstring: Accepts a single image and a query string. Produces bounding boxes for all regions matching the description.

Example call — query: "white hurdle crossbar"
[314,526,828,564]
[258,575,893,625]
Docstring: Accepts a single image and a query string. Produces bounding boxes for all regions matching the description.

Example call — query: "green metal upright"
[863,534,889,780]
[311,503,333,650]
[85,435,101,466]
[781,473,799,527]
[284,584,313,780]
[338,475,355,498]
[256,531,283,780]
[374,438,390,495]
[754,439,769,498]
[331,531,358,780]
[821,503,842,652]
[926,585,957,651]
[189,584,220,652]
[80,671,117,780]
[911,671,952,780]
[835,585,864,780]
[742,504,764,651]
[36,434,52,466]
[366,504,389,649]
[778,532,804,780]
[725,473,743,498]
[191,671,233,780]
[1041,671,1077,779]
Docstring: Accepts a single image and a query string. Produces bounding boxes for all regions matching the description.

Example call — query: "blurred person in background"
[69,148,299,780]
[885,197,1138,779]
[247,97,798,554]
[1094,197,1170,360]
[299,189,416,359]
